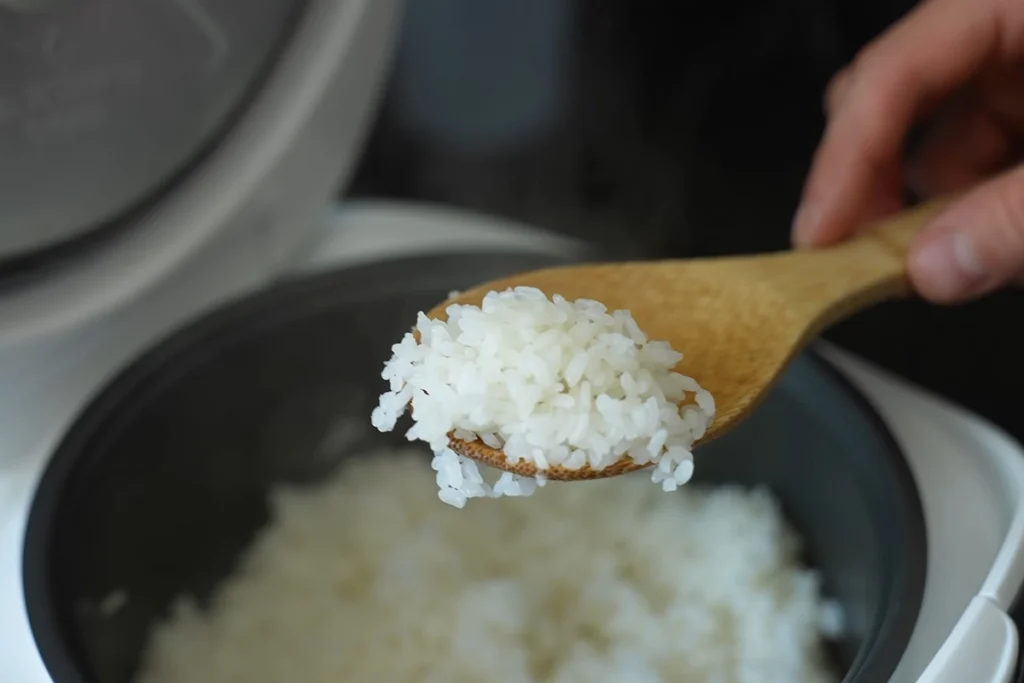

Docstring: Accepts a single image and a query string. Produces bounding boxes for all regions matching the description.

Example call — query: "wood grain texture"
[428,199,948,481]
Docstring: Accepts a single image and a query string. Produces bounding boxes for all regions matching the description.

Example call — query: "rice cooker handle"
[916,596,1018,682]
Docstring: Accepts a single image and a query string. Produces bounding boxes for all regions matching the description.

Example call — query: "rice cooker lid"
[0,0,306,267]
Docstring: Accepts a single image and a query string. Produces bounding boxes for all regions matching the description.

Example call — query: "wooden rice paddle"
[426,200,948,481]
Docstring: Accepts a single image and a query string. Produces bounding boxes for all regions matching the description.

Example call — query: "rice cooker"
[1,2,1024,683]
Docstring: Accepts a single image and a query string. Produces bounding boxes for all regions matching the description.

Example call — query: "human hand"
[792,0,1024,303]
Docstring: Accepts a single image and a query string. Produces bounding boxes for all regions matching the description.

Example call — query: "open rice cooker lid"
[0,0,306,266]
[23,249,927,683]
[0,0,398,342]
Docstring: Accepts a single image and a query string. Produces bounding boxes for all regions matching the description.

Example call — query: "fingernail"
[791,201,820,248]
[910,229,987,299]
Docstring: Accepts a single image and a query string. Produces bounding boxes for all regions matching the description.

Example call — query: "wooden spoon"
[427,199,948,481]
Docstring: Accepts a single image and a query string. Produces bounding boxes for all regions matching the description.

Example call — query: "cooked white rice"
[371,287,715,507]
[137,449,840,683]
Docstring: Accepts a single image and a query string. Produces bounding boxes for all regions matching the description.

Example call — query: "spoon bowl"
[429,200,948,480]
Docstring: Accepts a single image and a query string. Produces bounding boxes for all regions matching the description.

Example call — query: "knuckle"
[824,68,852,113]
[837,49,908,131]
[849,44,875,76]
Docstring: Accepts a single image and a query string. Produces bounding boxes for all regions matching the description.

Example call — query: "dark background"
[349,0,1023,444]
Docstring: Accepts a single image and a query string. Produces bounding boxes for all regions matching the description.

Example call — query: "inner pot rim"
[21,250,927,683]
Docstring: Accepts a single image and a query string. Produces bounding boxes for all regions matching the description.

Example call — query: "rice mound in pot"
[137,449,841,683]
[371,287,715,507]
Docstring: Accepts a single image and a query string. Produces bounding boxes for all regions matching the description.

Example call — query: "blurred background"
[352,0,906,258]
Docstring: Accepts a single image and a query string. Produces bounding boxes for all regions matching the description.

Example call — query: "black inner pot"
[23,251,926,683]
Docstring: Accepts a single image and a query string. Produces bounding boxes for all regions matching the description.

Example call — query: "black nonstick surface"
[23,251,926,683]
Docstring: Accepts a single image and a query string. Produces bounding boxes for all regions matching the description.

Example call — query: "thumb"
[908,166,1024,303]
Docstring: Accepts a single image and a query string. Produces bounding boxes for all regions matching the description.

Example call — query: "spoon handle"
[766,198,950,337]
[859,198,950,260]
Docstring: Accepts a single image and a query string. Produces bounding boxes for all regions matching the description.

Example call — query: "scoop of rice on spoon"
[372,200,945,507]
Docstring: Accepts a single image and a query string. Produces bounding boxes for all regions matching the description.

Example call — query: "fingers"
[793,0,1006,248]
[909,163,1024,302]
[908,102,1015,197]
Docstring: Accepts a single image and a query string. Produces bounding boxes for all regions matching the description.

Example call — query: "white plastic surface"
[916,596,1017,683]
[297,200,590,272]
[1,201,1024,682]
[822,345,1024,682]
